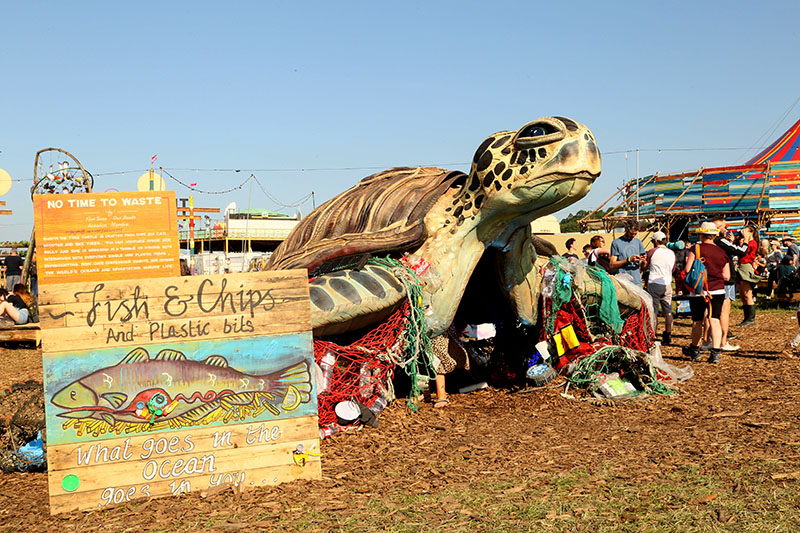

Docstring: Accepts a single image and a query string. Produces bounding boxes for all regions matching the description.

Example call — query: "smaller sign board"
[33,191,180,285]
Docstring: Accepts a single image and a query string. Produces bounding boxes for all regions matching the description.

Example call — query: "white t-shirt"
[647,246,675,285]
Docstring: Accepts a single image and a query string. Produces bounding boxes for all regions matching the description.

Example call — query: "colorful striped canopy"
[746,118,800,165]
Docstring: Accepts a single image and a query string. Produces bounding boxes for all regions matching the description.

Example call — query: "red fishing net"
[313,301,411,427]
[542,295,655,370]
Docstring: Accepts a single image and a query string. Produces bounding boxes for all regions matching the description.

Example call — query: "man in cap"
[682,221,730,363]
[610,220,646,286]
[644,230,675,344]
[782,236,800,268]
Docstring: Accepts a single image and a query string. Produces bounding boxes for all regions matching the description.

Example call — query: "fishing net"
[567,345,675,396]
[539,257,663,393]
[313,256,436,431]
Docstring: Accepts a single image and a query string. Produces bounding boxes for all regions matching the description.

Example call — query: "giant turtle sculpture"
[265,117,641,337]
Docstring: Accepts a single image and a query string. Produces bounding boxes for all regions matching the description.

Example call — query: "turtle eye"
[519,124,556,138]
[514,119,565,148]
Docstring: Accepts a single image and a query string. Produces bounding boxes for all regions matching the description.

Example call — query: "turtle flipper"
[309,264,406,336]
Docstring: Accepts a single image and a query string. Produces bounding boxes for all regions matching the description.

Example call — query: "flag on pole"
[190,182,197,187]
[151,155,158,164]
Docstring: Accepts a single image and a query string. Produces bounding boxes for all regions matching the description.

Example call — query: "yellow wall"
[537,230,661,254]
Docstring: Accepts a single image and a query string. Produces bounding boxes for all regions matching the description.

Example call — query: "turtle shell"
[265,166,465,272]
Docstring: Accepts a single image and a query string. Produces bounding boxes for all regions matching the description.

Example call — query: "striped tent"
[581,118,800,238]
[746,118,800,165]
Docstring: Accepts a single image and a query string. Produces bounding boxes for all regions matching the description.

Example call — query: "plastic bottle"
[318,352,336,393]
[368,396,388,415]
[319,425,340,439]
[358,363,375,400]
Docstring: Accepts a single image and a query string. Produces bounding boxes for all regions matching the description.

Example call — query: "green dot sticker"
[62,474,80,492]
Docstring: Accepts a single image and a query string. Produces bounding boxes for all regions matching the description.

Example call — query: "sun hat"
[652,231,667,242]
[783,235,796,242]
[695,221,718,235]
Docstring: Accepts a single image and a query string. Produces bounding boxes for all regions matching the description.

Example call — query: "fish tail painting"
[51,347,315,437]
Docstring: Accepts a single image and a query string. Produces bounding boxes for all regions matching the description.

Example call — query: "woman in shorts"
[0,287,29,324]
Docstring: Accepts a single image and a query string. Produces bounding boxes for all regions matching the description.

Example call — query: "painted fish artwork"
[50,347,314,437]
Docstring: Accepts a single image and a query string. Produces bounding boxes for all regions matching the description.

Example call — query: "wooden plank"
[46,419,321,505]
[175,207,220,213]
[33,191,180,285]
[49,462,321,514]
[0,327,41,344]
[0,210,12,215]
[39,271,311,353]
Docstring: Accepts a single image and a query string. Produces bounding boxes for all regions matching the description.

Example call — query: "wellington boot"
[738,305,755,326]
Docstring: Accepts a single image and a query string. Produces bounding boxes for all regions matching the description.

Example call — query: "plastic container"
[458,381,489,394]
[318,352,336,392]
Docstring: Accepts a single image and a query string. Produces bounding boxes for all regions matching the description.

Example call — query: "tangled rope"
[567,345,674,396]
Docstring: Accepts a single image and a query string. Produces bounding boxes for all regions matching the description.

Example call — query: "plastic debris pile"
[313,256,435,438]
[532,257,692,398]
[0,381,46,473]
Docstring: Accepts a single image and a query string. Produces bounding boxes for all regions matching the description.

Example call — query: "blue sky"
[2,1,799,241]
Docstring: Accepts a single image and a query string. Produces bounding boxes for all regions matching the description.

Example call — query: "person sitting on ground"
[644,231,675,345]
[12,283,37,322]
[776,255,797,295]
[562,238,579,262]
[682,222,730,364]
[0,287,30,325]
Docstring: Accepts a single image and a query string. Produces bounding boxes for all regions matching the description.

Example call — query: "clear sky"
[2,1,799,241]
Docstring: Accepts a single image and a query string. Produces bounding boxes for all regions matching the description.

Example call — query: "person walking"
[736,225,761,326]
[711,217,745,350]
[644,231,675,345]
[3,248,24,291]
[610,220,646,286]
[682,222,730,364]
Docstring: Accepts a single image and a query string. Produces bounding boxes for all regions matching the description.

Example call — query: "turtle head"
[461,117,601,219]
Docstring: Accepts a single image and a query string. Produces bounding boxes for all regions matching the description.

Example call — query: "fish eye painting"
[44,334,317,446]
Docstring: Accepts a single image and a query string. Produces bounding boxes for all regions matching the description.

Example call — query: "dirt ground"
[2,306,800,532]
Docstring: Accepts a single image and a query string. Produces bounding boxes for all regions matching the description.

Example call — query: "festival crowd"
[565,219,800,363]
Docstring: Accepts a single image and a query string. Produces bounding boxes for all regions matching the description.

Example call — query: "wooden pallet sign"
[40,270,320,514]
[33,191,180,285]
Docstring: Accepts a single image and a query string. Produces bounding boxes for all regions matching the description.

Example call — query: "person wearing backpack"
[681,222,731,364]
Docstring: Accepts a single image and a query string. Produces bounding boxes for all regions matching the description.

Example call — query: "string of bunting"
[250,175,314,208]
[160,168,250,195]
